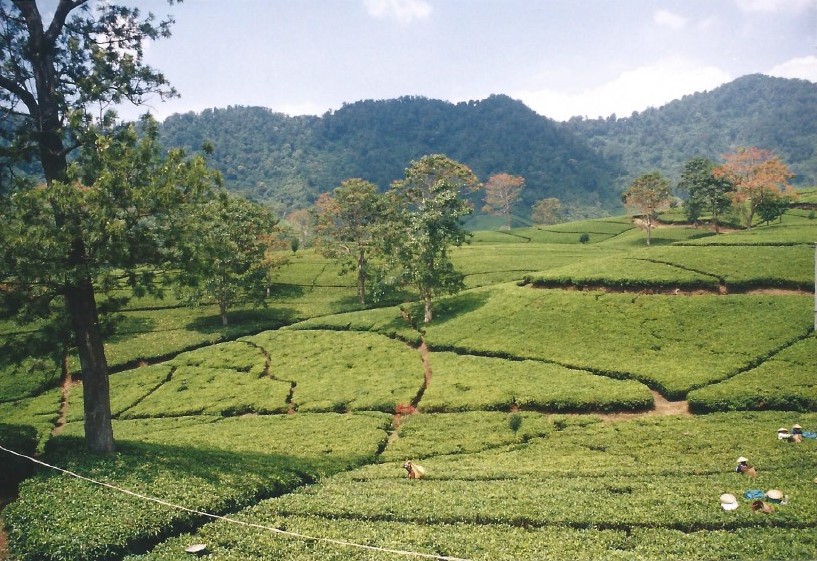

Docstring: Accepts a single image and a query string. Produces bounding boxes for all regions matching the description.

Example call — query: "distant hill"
[156,74,816,218]
[562,74,817,187]
[158,95,623,219]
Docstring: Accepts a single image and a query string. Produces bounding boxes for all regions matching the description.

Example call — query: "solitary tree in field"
[174,193,283,326]
[0,0,189,453]
[381,154,480,323]
[714,147,795,229]
[530,197,562,225]
[678,157,734,233]
[622,172,672,245]
[314,178,383,305]
[482,173,525,229]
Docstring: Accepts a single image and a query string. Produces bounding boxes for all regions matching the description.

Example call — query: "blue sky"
[110,0,817,122]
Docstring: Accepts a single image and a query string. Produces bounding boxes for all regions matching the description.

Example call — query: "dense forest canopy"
[158,95,623,218]
[30,73,810,220]
[563,74,817,188]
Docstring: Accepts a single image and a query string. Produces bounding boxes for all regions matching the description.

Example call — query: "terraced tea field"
[1,211,815,561]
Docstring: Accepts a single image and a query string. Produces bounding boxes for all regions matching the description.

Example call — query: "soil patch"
[595,390,690,422]
[52,375,77,437]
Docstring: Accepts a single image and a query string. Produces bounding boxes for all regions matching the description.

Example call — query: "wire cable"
[0,444,472,561]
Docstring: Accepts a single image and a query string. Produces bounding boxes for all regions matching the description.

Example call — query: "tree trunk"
[42,133,115,452]
[219,295,230,326]
[423,291,433,323]
[41,107,115,452]
[18,0,116,452]
[646,216,652,246]
[65,277,115,453]
[745,199,755,230]
[357,249,366,305]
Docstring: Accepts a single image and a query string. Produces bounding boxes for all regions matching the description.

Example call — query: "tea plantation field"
[1,210,815,561]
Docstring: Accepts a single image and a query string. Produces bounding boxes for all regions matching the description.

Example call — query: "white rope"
[0,444,472,561]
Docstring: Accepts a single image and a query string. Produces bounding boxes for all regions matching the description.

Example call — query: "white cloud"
[654,9,688,29]
[733,0,814,13]
[273,101,337,117]
[515,58,732,121]
[364,0,432,23]
[767,56,817,81]
[696,16,718,31]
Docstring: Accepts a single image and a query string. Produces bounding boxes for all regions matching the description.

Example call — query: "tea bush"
[421,287,812,398]
[123,413,817,561]
[523,254,718,290]
[677,222,817,246]
[420,352,652,413]
[379,411,577,461]
[245,330,423,412]
[688,336,817,413]
[0,389,62,448]
[3,413,390,561]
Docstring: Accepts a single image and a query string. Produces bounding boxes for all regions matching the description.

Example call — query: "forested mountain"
[158,96,623,218]
[157,74,816,218]
[562,74,817,187]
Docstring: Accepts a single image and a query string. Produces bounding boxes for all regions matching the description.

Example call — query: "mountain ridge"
[157,74,817,218]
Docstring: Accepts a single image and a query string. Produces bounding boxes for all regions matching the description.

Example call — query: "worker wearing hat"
[735,456,757,478]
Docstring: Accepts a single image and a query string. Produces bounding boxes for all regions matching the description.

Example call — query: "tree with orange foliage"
[482,173,525,229]
[714,147,795,229]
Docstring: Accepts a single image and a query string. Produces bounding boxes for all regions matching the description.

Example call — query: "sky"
[109,0,817,122]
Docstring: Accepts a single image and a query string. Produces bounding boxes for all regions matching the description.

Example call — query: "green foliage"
[67,365,174,422]
[677,221,817,246]
[623,171,673,245]
[314,178,383,305]
[4,202,817,561]
[0,351,62,403]
[795,187,817,203]
[4,413,389,561]
[530,196,562,225]
[688,336,817,412]
[377,154,480,322]
[419,287,811,398]
[173,192,283,326]
[0,423,39,492]
[0,390,63,449]
[452,243,607,287]
[245,330,423,412]
[677,156,735,230]
[523,253,718,290]
[420,352,652,413]
[525,244,813,291]
[381,412,571,461]
[158,97,622,215]
[286,306,421,344]
[565,75,817,188]
[126,412,817,561]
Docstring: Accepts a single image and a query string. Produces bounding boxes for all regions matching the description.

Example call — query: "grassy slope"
[2,212,816,561]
